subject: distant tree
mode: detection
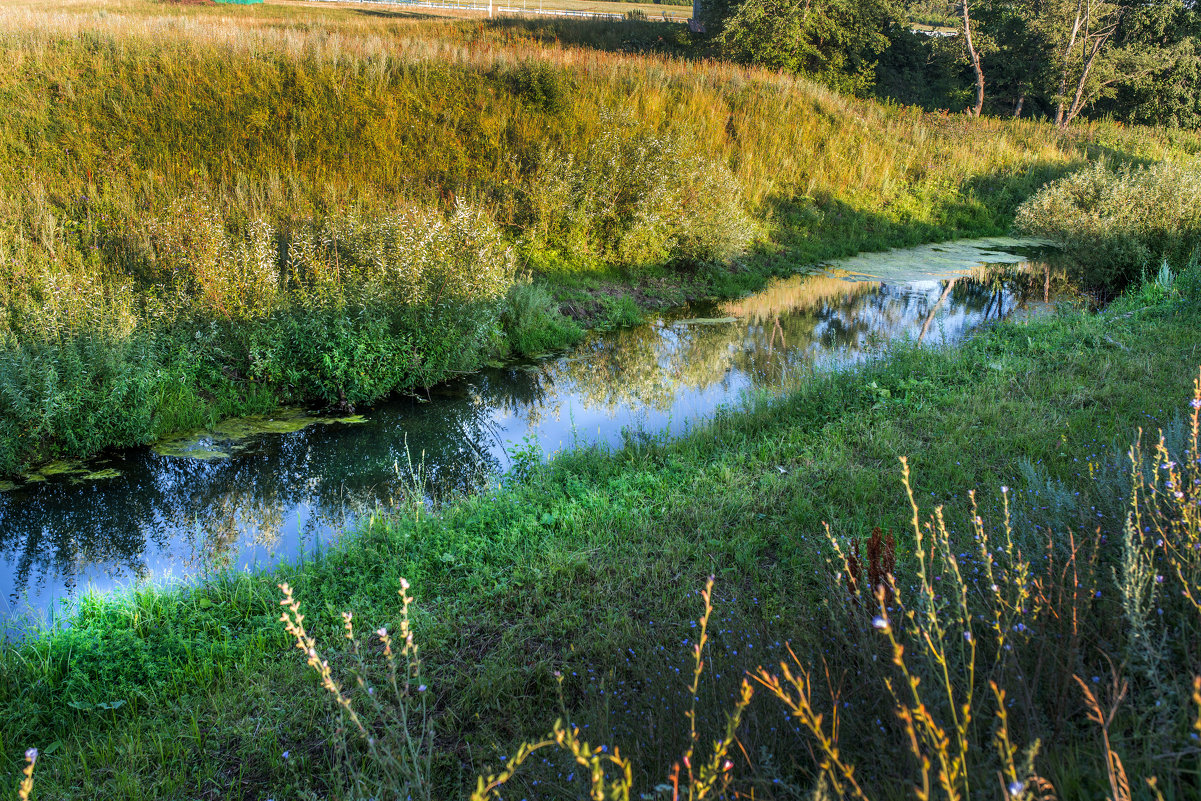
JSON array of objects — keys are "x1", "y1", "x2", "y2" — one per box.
[
  {"x1": 1095, "y1": 0, "x2": 1201, "y2": 127},
  {"x1": 718, "y1": 0, "x2": 900, "y2": 95}
]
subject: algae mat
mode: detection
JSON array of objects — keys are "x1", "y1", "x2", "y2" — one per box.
[
  {"x1": 153, "y1": 409, "x2": 367, "y2": 461},
  {"x1": 819, "y1": 237, "x2": 1054, "y2": 283}
]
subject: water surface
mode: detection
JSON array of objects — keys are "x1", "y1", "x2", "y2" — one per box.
[{"x1": 0, "y1": 238, "x2": 1072, "y2": 622}]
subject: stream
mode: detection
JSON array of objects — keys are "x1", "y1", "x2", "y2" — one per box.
[{"x1": 0, "y1": 237, "x2": 1072, "y2": 624}]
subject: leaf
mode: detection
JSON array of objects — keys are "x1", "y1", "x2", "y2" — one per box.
[
  {"x1": 198, "y1": 597, "x2": 214, "y2": 609},
  {"x1": 43, "y1": 740, "x2": 62, "y2": 755}
]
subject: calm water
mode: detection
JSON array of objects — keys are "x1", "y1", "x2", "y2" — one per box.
[{"x1": 0, "y1": 238, "x2": 1071, "y2": 622}]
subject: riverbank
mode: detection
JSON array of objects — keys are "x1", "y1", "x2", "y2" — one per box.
[
  {"x1": 4, "y1": 0, "x2": 1200, "y2": 477},
  {"x1": 4, "y1": 259, "x2": 1198, "y2": 798}
]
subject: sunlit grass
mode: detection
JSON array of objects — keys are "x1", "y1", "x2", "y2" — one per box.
[{"x1": 2, "y1": 0, "x2": 1198, "y2": 473}]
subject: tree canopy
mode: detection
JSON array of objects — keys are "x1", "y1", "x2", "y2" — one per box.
[{"x1": 702, "y1": 0, "x2": 1201, "y2": 127}]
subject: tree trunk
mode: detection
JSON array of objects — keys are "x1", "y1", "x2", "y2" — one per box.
[
  {"x1": 961, "y1": 0, "x2": 986, "y2": 117},
  {"x1": 919, "y1": 280, "x2": 956, "y2": 343},
  {"x1": 1055, "y1": 0, "x2": 1086, "y2": 127},
  {"x1": 1013, "y1": 92, "x2": 1025, "y2": 118},
  {"x1": 1060, "y1": 6, "x2": 1123, "y2": 128},
  {"x1": 1056, "y1": 0, "x2": 1095, "y2": 126}
]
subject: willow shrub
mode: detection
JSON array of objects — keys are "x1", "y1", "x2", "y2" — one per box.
[
  {"x1": 525, "y1": 115, "x2": 753, "y2": 271},
  {"x1": 0, "y1": 200, "x2": 516, "y2": 473},
  {"x1": 1015, "y1": 158, "x2": 1201, "y2": 292}
]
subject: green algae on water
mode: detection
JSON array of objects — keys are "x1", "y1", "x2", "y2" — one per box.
[
  {"x1": 79, "y1": 468, "x2": 122, "y2": 481},
  {"x1": 153, "y1": 409, "x2": 367, "y2": 461},
  {"x1": 820, "y1": 237, "x2": 1055, "y2": 282}
]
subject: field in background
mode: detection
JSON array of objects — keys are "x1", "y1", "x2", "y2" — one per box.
[{"x1": 296, "y1": 0, "x2": 693, "y2": 21}]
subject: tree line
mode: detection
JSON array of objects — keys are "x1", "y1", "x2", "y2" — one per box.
[{"x1": 699, "y1": 0, "x2": 1201, "y2": 128}]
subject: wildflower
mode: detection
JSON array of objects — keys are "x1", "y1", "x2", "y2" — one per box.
[
  {"x1": 872, "y1": 616, "x2": 889, "y2": 631},
  {"x1": 417, "y1": 684, "x2": 427, "y2": 692},
  {"x1": 25, "y1": 748, "x2": 37, "y2": 763},
  {"x1": 1008, "y1": 780, "x2": 1024, "y2": 796},
  {"x1": 282, "y1": 751, "x2": 290, "y2": 759},
  {"x1": 377, "y1": 627, "x2": 387, "y2": 638},
  {"x1": 1191, "y1": 398, "x2": 1200, "y2": 409}
]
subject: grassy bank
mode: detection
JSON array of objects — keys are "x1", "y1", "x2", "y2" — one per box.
[
  {"x1": 3, "y1": 0, "x2": 1200, "y2": 475},
  {"x1": 4, "y1": 255, "x2": 1199, "y2": 798}
]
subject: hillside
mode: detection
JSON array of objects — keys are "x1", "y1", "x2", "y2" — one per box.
[{"x1": 3, "y1": 0, "x2": 1198, "y2": 475}]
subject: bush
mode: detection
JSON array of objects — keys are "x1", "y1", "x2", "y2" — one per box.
[
  {"x1": 500, "y1": 281, "x2": 584, "y2": 357},
  {"x1": 499, "y1": 61, "x2": 575, "y2": 115},
  {"x1": 0, "y1": 200, "x2": 516, "y2": 470},
  {"x1": 1015, "y1": 159, "x2": 1201, "y2": 292},
  {"x1": 526, "y1": 115, "x2": 752, "y2": 271}
]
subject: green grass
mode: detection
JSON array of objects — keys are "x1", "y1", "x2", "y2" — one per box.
[
  {"x1": 4, "y1": 263, "x2": 1200, "y2": 799},
  {"x1": 4, "y1": 3, "x2": 1201, "y2": 794}
]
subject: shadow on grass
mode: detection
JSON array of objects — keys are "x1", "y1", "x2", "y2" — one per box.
[
  {"x1": 470, "y1": 15, "x2": 702, "y2": 57},
  {"x1": 750, "y1": 158, "x2": 1110, "y2": 276}
]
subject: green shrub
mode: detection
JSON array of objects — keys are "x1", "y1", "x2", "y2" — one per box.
[
  {"x1": 499, "y1": 61, "x2": 575, "y2": 114},
  {"x1": 501, "y1": 281, "x2": 584, "y2": 357},
  {"x1": 526, "y1": 115, "x2": 753, "y2": 270},
  {"x1": 1015, "y1": 159, "x2": 1201, "y2": 291},
  {"x1": 0, "y1": 200, "x2": 515, "y2": 470}
]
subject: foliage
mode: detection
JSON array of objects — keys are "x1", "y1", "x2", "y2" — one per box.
[
  {"x1": 213, "y1": 367, "x2": 1201, "y2": 801},
  {"x1": 875, "y1": 0, "x2": 1201, "y2": 127},
  {"x1": 1015, "y1": 158, "x2": 1201, "y2": 291},
  {"x1": 501, "y1": 280, "x2": 585, "y2": 356},
  {"x1": 526, "y1": 114, "x2": 752, "y2": 269},
  {"x1": 719, "y1": 0, "x2": 899, "y2": 95}
]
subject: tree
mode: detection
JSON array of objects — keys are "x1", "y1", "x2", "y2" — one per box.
[
  {"x1": 1095, "y1": 0, "x2": 1201, "y2": 127},
  {"x1": 718, "y1": 0, "x2": 900, "y2": 95},
  {"x1": 960, "y1": 0, "x2": 987, "y2": 115}
]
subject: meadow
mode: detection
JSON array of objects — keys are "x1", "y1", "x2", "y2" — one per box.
[
  {"x1": 4, "y1": 2, "x2": 1201, "y2": 799},
  {"x1": 2, "y1": 0, "x2": 1199, "y2": 475}
]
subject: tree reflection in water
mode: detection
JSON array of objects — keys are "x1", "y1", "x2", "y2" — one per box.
[{"x1": 0, "y1": 244, "x2": 1075, "y2": 620}]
